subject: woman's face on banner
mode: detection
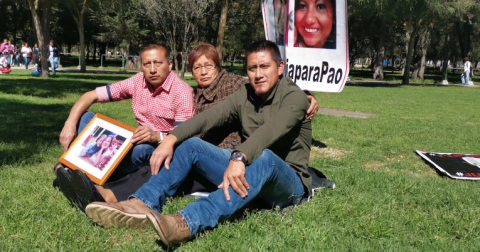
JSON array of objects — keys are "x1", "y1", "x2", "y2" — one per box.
[{"x1": 295, "y1": 0, "x2": 333, "y2": 48}]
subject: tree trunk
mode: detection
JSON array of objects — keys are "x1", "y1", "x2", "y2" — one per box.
[
  {"x1": 403, "y1": 19, "x2": 421, "y2": 85},
  {"x1": 27, "y1": 0, "x2": 50, "y2": 78},
  {"x1": 216, "y1": 0, "x2": 228, "y2": 63},
  {"x1": 93, "y1": 40, "x2": 96, "y2": 61},
  {"x1": 373, "y1": 36, "x2": 385, "y2": 80},
  {"x1": 181, "y1": 51, "x2": 187, "y2": 78},
  {"x1": 41, "y1": 2, "x2": 51, "y2": 47},
  {"x1": 77, "y1": 17, "x2": 86, "y2": 72},
  {"x1": 456, "y1": 18, "x2": 472, "y2": 58},
  {"x1": 412, "y1": 22, "x2": 433, "y2": 80},
  {"x1": 86, "y1": 40, "x2": 90, "y2": 60}
]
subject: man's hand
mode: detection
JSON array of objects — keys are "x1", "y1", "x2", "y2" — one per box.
[
  {"x1": 59, "y1": 122, "x2": 77, "y2": 152},
  {"x1": 306, "y1": 94, "x2": 319, "y2": 120},
  {"x1": 59, "y1": 90, "x2": 99, "y2": 152},
  {"x1": 149, "y1": 134, "x2": 177, "y2": 175},
  {"x1": 218, "y1": 160, "x2": 250, "y2": 201},
  {"x1": 131, "y1": 126, "x2": 160, "y2": 144}
]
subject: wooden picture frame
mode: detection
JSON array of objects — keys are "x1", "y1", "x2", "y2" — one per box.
[{"x1": 59, "y1": 113, "x2": 136, "y2": 185}]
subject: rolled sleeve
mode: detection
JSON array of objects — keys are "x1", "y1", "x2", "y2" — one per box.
[{"x1": 95, "y1": 85, "x2": 112, "y2": 103}]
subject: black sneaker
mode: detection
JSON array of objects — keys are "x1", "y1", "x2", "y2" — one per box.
[{"x1": 71, "y1": 170, "x2": 105, "y2": 208}]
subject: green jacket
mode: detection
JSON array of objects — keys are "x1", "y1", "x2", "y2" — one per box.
[{"x1": 170, "y1": 76, "x2": 313, "y2": 195}]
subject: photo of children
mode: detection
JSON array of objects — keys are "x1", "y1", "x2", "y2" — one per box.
[
  {"x1": 78, "y1": 126, "x2": 127, "y2": 171},
  {"x1": 294, "y1": 0, "x2": 336, "y2": 49}
]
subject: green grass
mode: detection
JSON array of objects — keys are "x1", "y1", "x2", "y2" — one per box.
[
  {"x1": 1, "y1": 69, "x2": 480, "y2": 250},
  {"x1": 350, "y1": 68, "x2": 480, "y2": 85}
]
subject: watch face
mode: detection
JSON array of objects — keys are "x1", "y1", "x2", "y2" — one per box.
[{"x1": 232, "y1": 152, "x2": 243, "y2": 161}]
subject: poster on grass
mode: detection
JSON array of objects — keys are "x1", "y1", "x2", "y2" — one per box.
[
  {"x1": 416, "y1": 151, "x2": 480, "y2": 180},
  {"x1": 261, "y1": 0, "x2": 349, "y2": 92}
]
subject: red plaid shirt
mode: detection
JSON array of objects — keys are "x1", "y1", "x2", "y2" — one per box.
[{"x1": 96, "y1": 71, "x2": 195, "y2": 133}]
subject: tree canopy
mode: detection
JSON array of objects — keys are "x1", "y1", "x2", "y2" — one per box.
[{"x1": 1, "y1": 0, "x2": 479, "y2": 80}]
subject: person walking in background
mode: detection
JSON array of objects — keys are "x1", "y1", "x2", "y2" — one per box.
[
  {"x1": 5, "y1": 40, "x2": 13, "y2": 65},
  {"x1": 1, "y1": 39, "x2": 13, "y2": 65},
  {"x1": 0, "y1": 39, "x2": 7, "y2": 55},
  {"x1": 21, "y1": 42, "x2": 32, "y2": 70},
  {"x1": 48, "y1": 40, "x2": 59, "y2": 75},
  {"x1": 32, "y1": 43, "x2": 40, "y2": 66},
  {"x1": 461, "y1": 57, "x2": 472, "y2": 85},
  {"x1": 15, "y1": 46, "x2": 22, "y2": 66}
]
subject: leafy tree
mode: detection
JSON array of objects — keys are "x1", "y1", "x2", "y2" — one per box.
[
  {"x1": 139, "y1": 0, "x2": 214, "y2": 77},
  {"x1": 63, "y1": 0, "x2": 89, "y2": 72},
  {"x1": 90, "y1": 0, "x2": 150, "y2": 55}
]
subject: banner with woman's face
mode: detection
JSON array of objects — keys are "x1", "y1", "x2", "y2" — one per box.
[{"x1": 262, "y1": 0, "x2": 348, "y2": 92}]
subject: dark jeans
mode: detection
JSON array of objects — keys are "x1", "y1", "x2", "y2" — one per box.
[
  {"x1": 102, "y1": 164, "x2": 216, "y2": 201},
  {"x1": 133, "y1": 138, "x2": 305, "y2": 237}
]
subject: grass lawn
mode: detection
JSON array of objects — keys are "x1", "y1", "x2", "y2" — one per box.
[
  {"x1": 350, "y1": 68, "x2": 480, "y2": 85},
  {"x1": 1, "y1": 69, "x2": 479, "y2": 250}
]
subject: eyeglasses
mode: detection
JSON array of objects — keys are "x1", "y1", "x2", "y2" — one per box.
[{"x1": 193, "y1": 63, "x2": 216, "y2": 72}]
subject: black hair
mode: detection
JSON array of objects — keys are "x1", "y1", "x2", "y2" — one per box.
[
  {"x1": 140, "y1": 41, "x2": 171, "y2": 61},
  {"x1": 49, "y1": 39, "x2": 58, "y2": 48},
  {"x1": 245, "y1": 40, "x2": 283, "y2": 66}
]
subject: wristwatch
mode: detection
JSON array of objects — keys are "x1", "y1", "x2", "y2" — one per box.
[{"x1": 230, "y1": 151, "x2": 247, "y2": 166}]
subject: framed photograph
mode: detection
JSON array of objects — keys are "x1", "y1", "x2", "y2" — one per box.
[{"x1": 59, "y1": 113, "x2": 136, "y2": 185}]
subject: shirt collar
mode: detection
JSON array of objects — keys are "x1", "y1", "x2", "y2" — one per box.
[
  {"x1": 145, "y1": 71, "x2": 175, "y2": 96},
  {"x1": 197, "y1": 69, "x2": 226, "y2": 101}
]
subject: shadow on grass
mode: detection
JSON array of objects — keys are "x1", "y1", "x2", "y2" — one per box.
[
  {"x1": 57, "y1": 74, "x2": 134, "y2": 82},
  {"x1": 0, "y1": 79, "x2": 100, "y2": 98},
  {"x1": 312, "y1": 139, "x2": 327, "y2": 148},
  {"x1": 0, "y1": 97, "x2": 70, "y2": 166},
  {"x1": 0, "y1": 74, "x2": 132, "y2": 98}
]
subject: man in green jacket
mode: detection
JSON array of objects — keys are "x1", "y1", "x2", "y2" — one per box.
[{"x1": 85, "y1": 40, "x2": 312, "y2": 247}]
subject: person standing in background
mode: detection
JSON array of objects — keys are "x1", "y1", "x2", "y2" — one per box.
[
  {"x1": 21, "y1": 42, "x2": 32, "y2": 70},
  {"x1": 15, "y1": 46, "x2": 22, "y2": 66},
  {"x1": 32, "y1": 43, "x2": 40, "y2": 66},
  {"x1": 461, "y1": 57, "x2": 472, "y2": 85},
  {"x1": 1, "y1": 40, "x2": 13, "y2": 65},
  {"x1": 5, "y1": 41, "x2": 14, "y2": 65},
  {"x1": 48, "y1": 40, "x2": 60, "y2": 75},
  {"x1": 0, "y1": 39, "x2": 7, "y2": 55}
]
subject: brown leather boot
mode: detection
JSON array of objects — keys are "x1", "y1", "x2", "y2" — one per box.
[
  {"x1": 85, "y1": 198, "x2": 155, "y2": 228},
  {"x1": 147, "y1": 212, "x2": 190, "y2": 247}
]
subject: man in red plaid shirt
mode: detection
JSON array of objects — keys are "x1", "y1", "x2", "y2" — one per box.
[{"x1": 57, "y1": 42, "x2": 194, "y2": 175}]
